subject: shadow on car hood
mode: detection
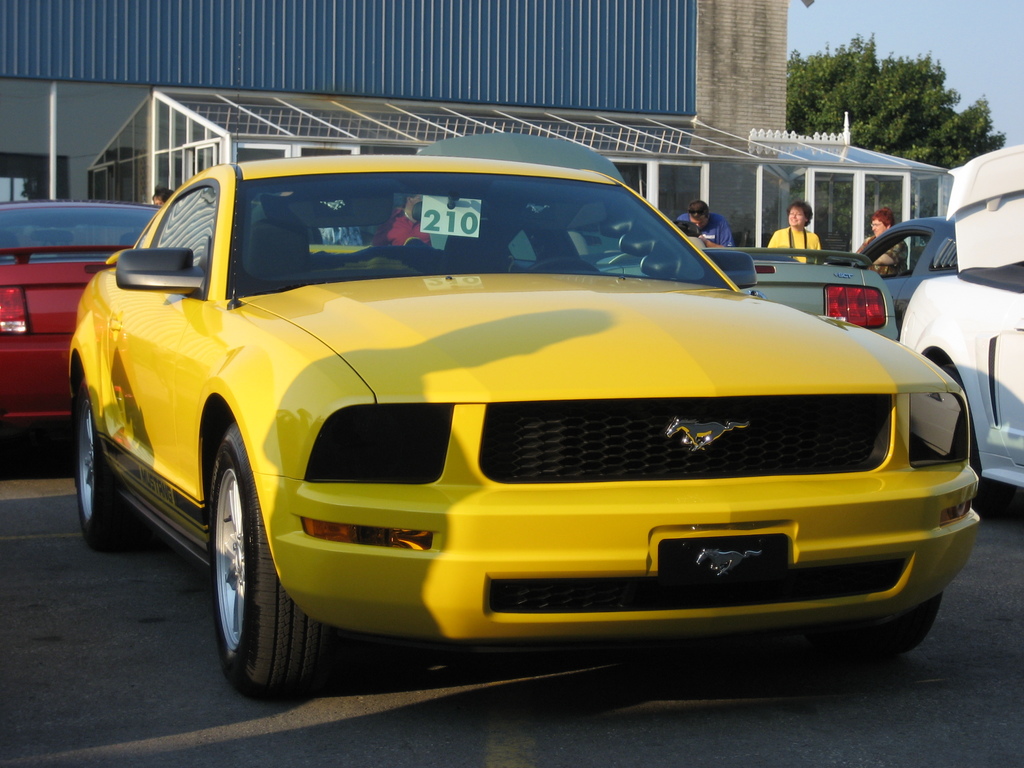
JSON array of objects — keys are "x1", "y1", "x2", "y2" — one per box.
[{"x1": 243, "y1": 274, "x2": 941, "y2": 402}]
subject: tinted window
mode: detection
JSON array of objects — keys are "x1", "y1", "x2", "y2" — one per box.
[
  {"x1": 230, "y1": 172, "x2": 725, "y2": 298},
  {"x1": 155, "y1": 185, "x2": 217, "y2": 268}
]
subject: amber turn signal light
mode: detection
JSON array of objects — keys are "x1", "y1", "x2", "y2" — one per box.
[
  {"x1": 301, "y1": 518, "x2": 434, "y2": 550},
  {"x1": 939, "y1": 501, "x2": 972, "y2": 526}
]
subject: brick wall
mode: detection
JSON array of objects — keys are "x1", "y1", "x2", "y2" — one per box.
[{"x1": 696, "y1": 0, "x2": 789, "y2": 137}]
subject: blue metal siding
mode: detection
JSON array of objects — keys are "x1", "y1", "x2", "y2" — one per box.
[
  {"x1": 2, "y1": 1, "x2": 239, "y2": 88},
  {"x1": 1, "y1": 0, "x2": 696, "y2": 114}
]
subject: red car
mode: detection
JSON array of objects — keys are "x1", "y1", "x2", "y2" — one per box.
[{"x1": 0, "y1": 201, "x2": 155, "y2": 436}]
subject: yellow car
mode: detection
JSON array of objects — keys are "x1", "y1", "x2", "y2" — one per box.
[{"x1": 71, "y1": 155, "x2": 978, "y2": 698}]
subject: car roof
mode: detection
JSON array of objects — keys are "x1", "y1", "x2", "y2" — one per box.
[
  {"x1": 418, "y1": 133, "x2": 627, "y2": 183},
  {"x1": 232, "y1": 153, "x2": 620, "y2": 184},
  {"x1": 887, "y1": 216, "x2": 952, "y2": 232},
  {"x1": 0, "y1": 200, "x2": 155, "y2": 211}
]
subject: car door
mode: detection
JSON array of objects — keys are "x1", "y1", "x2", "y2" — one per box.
[
  {"x1": 106, "y1": 184, "x2": 218, "y2": 511},
  {"x1": 992, "y1": 296, "x2": 1024, "y2": 467},
  {"x1": 865, "y1": 225, "x2": 955, "y2": 326}
]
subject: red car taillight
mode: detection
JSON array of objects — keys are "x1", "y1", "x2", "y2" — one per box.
[
  {"x1": 825, "y1": 285, "x2": 886, "y2": 328},
  {"x1": 0, "y1": 286, "x2": 28, "y2": 333}
]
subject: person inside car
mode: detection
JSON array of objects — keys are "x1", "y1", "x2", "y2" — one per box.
[
  {"x1": 858, "y1": 207, "x2": 907, "y2": 276},
  {"x1": 372, "y1": 194, "x2": 431, "y2": 246}
]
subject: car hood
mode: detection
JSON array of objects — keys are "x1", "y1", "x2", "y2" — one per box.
[
  {"x1": 947, "y1": 143, "x2": 1024, "y2": 270},
  {"x1": 242, "y1": 274, "x2": 944, "y2": 402}
]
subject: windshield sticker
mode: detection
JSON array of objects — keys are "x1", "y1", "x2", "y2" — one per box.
[{"x1": 420, "y1": 195, "x2": 482, "y2": 239}]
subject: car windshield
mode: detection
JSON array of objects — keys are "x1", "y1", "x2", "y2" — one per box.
[
  {"x1": 0, "y1": 205, "x2": 154, "y2": 263},
  {"x1": 230, "y1": 171, "x2": 727, "y2": 297}
]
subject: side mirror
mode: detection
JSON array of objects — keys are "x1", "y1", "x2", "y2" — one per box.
[
  {"x1": 115, "y1": 248, "x2": 204, "y2": 295},
  {"x1": 706, "y1": 249, "x2": 757, "y2": 289}
]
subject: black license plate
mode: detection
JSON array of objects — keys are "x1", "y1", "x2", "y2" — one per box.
[{"x1": 658, "y1": 534, "x2": 789, "y2": 586}]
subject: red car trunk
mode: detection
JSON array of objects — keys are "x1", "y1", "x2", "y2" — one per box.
[{"x1": 0, "y1": 201, "x2": 155, "y2": 432}]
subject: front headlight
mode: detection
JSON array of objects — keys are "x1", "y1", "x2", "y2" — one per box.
[
  {"x1": 908, "y1": 392, "x2": 969, "y2": 466},
  {"x1": 306, "y1": 403, "x2": 453, "y2": 483}
]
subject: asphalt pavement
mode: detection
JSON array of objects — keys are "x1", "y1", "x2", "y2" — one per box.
[{"x1": 2, "y1": 437, "x2": 1023, "y2": 768}]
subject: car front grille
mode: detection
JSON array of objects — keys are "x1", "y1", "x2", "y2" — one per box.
[
  {"x1": 489, "y1": 560, "x2": 905, "y2": 613},
  {"x1": 479, "y1": 395, "x2": 891, "y2": 483}
]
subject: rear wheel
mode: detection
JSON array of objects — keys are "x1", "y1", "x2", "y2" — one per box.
[
  {"x1": 942, "y1": 364, "x2": 1017, "y2": 516},
  {"x1": 209, "y1": 424, "x2": 337, "y2": 698},
  {"x1": 74, "y1": 380, "x2": 149, "y2": 551},
  {"x1": 805, "y1": 593, "x2": 943, "y2": 659}
]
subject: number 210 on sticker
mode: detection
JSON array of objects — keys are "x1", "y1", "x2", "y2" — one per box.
[{"x1": 419, "y1": 195, "x2": 482, "y2": 238}]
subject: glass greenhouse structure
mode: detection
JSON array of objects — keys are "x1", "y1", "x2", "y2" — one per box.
[{"x1": 91, "y1": 88, "x2": 951, "y2": 249}]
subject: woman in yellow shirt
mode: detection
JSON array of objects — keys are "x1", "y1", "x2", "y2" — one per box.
[{"x1": 767, "y1": 200, "x2": 821, "y2": 249}]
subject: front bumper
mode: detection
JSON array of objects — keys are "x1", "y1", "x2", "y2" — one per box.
[{"x1": 262, "y1": 466, "x2": 979, "y2": 646}]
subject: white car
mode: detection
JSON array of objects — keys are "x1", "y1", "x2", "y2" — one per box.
[{"x1": 901, "y1": 143, "x2": 1024, "y2": 514}]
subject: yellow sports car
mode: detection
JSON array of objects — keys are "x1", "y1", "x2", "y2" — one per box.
[{"x1": 71, "y1": 155, "x2": 978, "y2": 698}]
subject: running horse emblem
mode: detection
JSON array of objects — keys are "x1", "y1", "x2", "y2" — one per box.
[
  {"x1": 663, "y1": 417, "x2": 750, "y2": 452},
  {"x1": 695, "y1": 547, "x2": 762, "y2": 577}
]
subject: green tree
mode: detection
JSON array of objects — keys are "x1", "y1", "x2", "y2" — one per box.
[{"x1": 787, "y1": 35, "x2": 1004, "y2": 168}]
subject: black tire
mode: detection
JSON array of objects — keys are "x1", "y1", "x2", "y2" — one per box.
[
  {"x1": 805, "y1": 593, "x2": 943, "y2": 659},
  {"x1": 209, "y1": 424, "x2": 337, "y2": 698},
  {"x1": 73, "y1": 380, "x2": 149, "y2": 551},
  {"x1": 973, "y1": 472, "x2": 1018, "y2": 516},
  {"x1": 941, "y1": 364, "x2": 1017, "y2": 516}
]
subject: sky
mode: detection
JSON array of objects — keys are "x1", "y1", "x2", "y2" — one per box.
[{"x1": 787, "y1": 0, "x2": 1024, "y2": 150}]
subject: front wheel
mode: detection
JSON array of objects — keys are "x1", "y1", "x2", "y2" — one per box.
[
  {"x1": 74, "y1": 380, "x2": 149, "y2": 551},
  {"x1": 209, "y1": 424, "x2": 337, "y2": 698},
  {"x1": 941, "y1": 364, "x2": 1017, "y2": 516},
  {"x1": 805, "y1": 593, "x2": 943, "y2": 659}
]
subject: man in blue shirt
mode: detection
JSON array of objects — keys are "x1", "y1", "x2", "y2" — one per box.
[{"x1": 675, "y1": 199, "x2": 734, "y2": 248}]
